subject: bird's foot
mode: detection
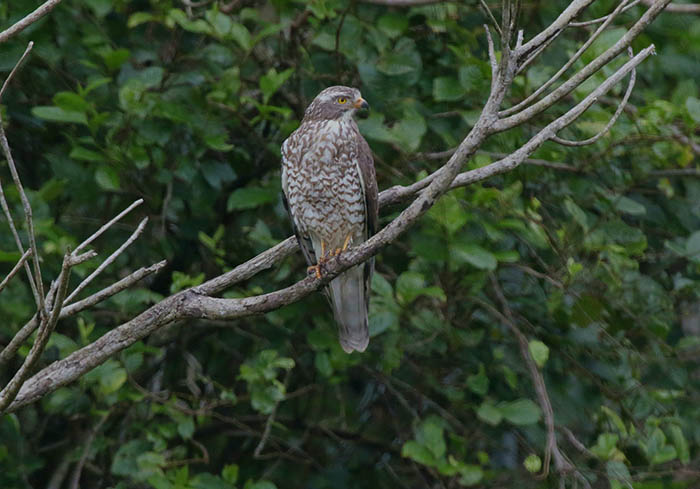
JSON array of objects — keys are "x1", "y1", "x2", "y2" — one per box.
[
  {"x1": 333, "y1": 234, "x2": 353, "y2": 257},
  {"x1": 307, "y1": 264, "x2": 323, "y2": 279}
]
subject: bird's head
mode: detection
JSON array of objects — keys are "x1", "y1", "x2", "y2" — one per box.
[{"x1": 303, "y1": 86, "x2": 369, "y2": 122}]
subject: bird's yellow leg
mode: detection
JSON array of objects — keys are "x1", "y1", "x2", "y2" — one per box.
[
  {"x1": 307, "y1": 239, "x2": 328, "y2": 279},
  {"x1": 334, "y1": 233, "x2": 353, "y2": 256}
]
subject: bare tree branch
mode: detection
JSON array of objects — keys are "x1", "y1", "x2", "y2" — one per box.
[
  {"x1": 551, "y1": 48, "x2": 636, "y2": 146},
  {"x1": 0, "y1": 251, "x2": 87, "y2": 411},
  {"x1": 0, "y1": 0, "x2": 64, "y2": 44},
  {"x1": 570, "y1": 0, "x2": 641, "y2": 27},
  {"x1": 64, "y1": 217, "x2": 149, "y2": 305},
  {"x1": 498, "y1": 0, "x2": 671, "y2": 128},
  {"x1": 73, "y1": 199, "x2": 144, "y2": 255},
  {"x1": 0, "y1": 42, "x2": 45, "y2": 316},
  {"x1": 503, "y1": 0, "x2": 633, "y2": 117},
  {"x1": 0, "y1": 42, "x2": 34, "y2": 101},
  {"x1": 0, "y1": 260, "x2": 166, "y2": 366},
  {"x1": 640, "y1": 0, "x2": 700, "y2": 14},
  {"x1": 0, "y1": 249, "x2": 32, "y2": 295}
]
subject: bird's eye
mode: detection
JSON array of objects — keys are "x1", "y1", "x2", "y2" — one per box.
[{"x1": 337, "y1": 97, "x2": 347, "y2": 104}]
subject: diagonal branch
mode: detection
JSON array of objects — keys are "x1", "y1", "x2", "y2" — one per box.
[
  {"x1": 64, "y1": 217, "x2": 149, "y2": 305},
  {"x1": 0, "y1": 0, "x2": 64, "y2": 44},
  {"x1": 0, "y1": 259, "x2": 167, "y2": 366},
  {"x1": 502, "y1": 0, "x2": 633, "y2": 117},
  {"x1": 0, "y1": 251, "x2": 90, "y2": 411},
  {"x1": 0, "y1": 249, "x2": 32, "y2": 295},
  {"x1": 551, "y1": 49, "x2": 636, "y2": 147},
  {"x1": 497, "y1": 0, "x2": 671, "y2": 129}
]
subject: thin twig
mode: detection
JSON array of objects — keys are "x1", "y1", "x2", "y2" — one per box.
[
  {"x1": 0, "y1": 48, "x2": 45, "y2": 317},
  {"x1": 504, "y1": 0, "x2": 633, "y2": 116},
  {"x1": 73, "y1": 199, "x2": 143, "y2": 255},
  {"x1": 0, "y1": 0, "x2": 64, "y2": 44},
  {"x1": 0, "y1": 42, "x2": 34, "y2": 102},
  {"x1": 68, "y1": 411, "x2": 110, "y2": 489},
  {"x1": 63, "y1": 217, "x2": 149, "y2": 305},
  {"x1": 570, "y1": 0, "x2": 641, "y2": 27},
  {"x1": 0, "y1": 251, "x2": 81, "y2": 412},
  {"x1": 484, "y1": 24, "x2": 499, "y2": 80},
  {"x1": 0, "y1": 249, "x2": 32, "y2": 294},
  {"x1": 552, "y1": 48, "x2": 636, "y2": 146},
  {"x1": 639, "y1": 0, "x2": 700, "y2": 14},
  {"x1": 498, "y1": 0, "x2": 670, "y2": 130},
  {"x1": 0, "y1": 258, "x2": 165, "y2": 367},
  {"x1": 480, "y1": 1, "x2": 503, "y2": 37}
]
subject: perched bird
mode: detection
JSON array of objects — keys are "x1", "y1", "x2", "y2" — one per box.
[{"x1": 281, "y1": 86, "x2": 378, "y2": 353}]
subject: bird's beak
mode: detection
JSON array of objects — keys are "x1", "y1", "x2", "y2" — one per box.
[{"x1": 354, "y1": 97, "x2": 370, "y2": 110}]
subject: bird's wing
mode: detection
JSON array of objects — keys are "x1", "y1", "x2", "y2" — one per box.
[
  {"x1": 356, "y1": 133, "x2": 378, "y2": 312},
  {"x1": 281, "y1": 139, "x2": 317, "y2": 268}
]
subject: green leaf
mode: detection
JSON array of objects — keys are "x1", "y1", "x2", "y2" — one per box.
[
  {"x1": 396, "y1": 271, "x2": 426, "y2": 304},
  {"x1": 94, "y1": 166, "x2": 120, "y2": 191},
  {"x1": 433, "y1": 76, "x2": 466, "y2": 102},
  {"x1": 686, "y1": 96, "x2": 700, "y2": 123},
  {"x1": 606, "y1": 460, "x2": 631, "y2": 485},
  {"x1": 259, "y1": 68, "x2": 294, "y2": 104},
  {"x1": 377, "y1": 14, "x2": 409, "y2": 38},
  {"x1": 667, "y1": 424, "x2": 690, "y2": 465},
  {"x1": 452, "y1": 244, "x2": 497, "y2": 270},
  {"x1": 401, "y1": 440, "x2": 436, "y2": 466},
  {"x1": 614, "y1": 196, "x2": 646, "y2": 216},
  {"x1": 32, "y1": 106, "x2": 87, "y2": 124},
  {"x1": 177, "y1": 416, "x2": 194, "y2": 439},
  {"x1": 418, "y1": 415, "x2": 446, "y2": 460},
  {"x1": 128, "y1": 12, "x2": 157, "y2": 28},
  {"x1": 591, "y1": 433, "x2": 619, "y2": 460},
  {"x1": 458, "y1": 465, "x2": 483, "y2": 486},
  {"x1": 53, "y1": 92, "x2": 90, "y2": 113},
  {"x1": 227, "y1": 187, "x2": 278, "y2": 211},
  {"x1": 528, "y1": 340, "x2": 549, "y2": 368},
  {"x1": 230, "y1": 23, "x2": 253, "y2": 51},
  {"x1": 498, "y1": 399, "x2": 542, "y2": 426},
  {"x1": 466, "y1": 364, "x2": 489, "y2": 396},
  {"x1": 222, "y1": 464, "x2": 239, "y2": 484},
  {"x1": 476, "y1": 402, "x2": 502, "y2": 426},
  {"x1": 70, "y1": 146, "x2": 104, "y2": 162},
  {"x1": 523, "y1": 454, "x2": 542, "y2": 473},
  {"x1": 686, "y1": 230, "x2": 700, "y2": 263}
]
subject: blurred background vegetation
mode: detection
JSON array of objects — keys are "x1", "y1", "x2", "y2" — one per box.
[{"x1": 1, "y1": 0, "x2": 699, "y2": 487}]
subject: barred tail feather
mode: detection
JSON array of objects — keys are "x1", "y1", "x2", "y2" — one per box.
[{"x1": 328, "y1": 265, "x2": 369, "y2": 353}]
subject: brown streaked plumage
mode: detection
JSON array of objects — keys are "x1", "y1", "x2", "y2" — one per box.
[{"x1": 281, "y1": 86, "x2": 378, "y2": 353}]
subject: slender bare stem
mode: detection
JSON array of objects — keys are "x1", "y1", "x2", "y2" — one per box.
[
  {"x1": 0, "y1": 42, "x2": 34, "y2": 102},
  {"x1": 0, "y1": 249, "x2": 32, "y2": 294},
  {"x1": 64, "y1": 217, "x2": 149, "y2": 305},
  {"x1": 0, "y1": 260, "x2": 166, "y2": 366},
  {"x1": 503, "y1": 0, "x2": 633, "y2": 116},
  {"x1": 0, "y1": 0, "x2": 64, "y2": 44},
  {"x1": 0, "y1": 251, "x2": 77, "y2": 411},
  {"x1": 552, "y1": 49, "x2": 636, "y2": 147},
  {"x1": 497, "y1": 0, "x2": 669, "y2": 130},
  {"x1": 570, "y1": 0, "x2": 641, "y2": 27},
  {"x1": 73, "y1": 199, "x2": 144, "y2": 254}
]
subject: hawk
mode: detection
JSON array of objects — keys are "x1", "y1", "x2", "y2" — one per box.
[{"x1": 281, "y1": 86, "x2": 378, "y2": 353}]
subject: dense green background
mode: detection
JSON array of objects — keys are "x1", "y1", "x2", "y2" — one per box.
[{"x1": 1, "y1": 0, "x2": 699, "y2": 487}]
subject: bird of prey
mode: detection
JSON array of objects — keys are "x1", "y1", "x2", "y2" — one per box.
[{"x1": 281, "y1": 86, "x2": 378, "y2": 353}]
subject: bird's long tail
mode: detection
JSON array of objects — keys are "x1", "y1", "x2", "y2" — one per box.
[{"x1": 328, "y1": 264, "x2": 369, "y2": 353}]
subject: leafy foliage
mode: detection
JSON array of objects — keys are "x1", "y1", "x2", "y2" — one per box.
[{"x1": 1, "y1": 0, "x2": 699, "y2": 488}]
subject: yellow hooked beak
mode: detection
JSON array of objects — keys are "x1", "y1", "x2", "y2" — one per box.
[{"x1": 353, "y1": 97, "x2": 370, "y2": 110}]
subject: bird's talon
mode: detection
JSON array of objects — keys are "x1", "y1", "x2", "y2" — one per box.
[{"x1": 307, "y1": 265, "x2": 322, "y2": 279}]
